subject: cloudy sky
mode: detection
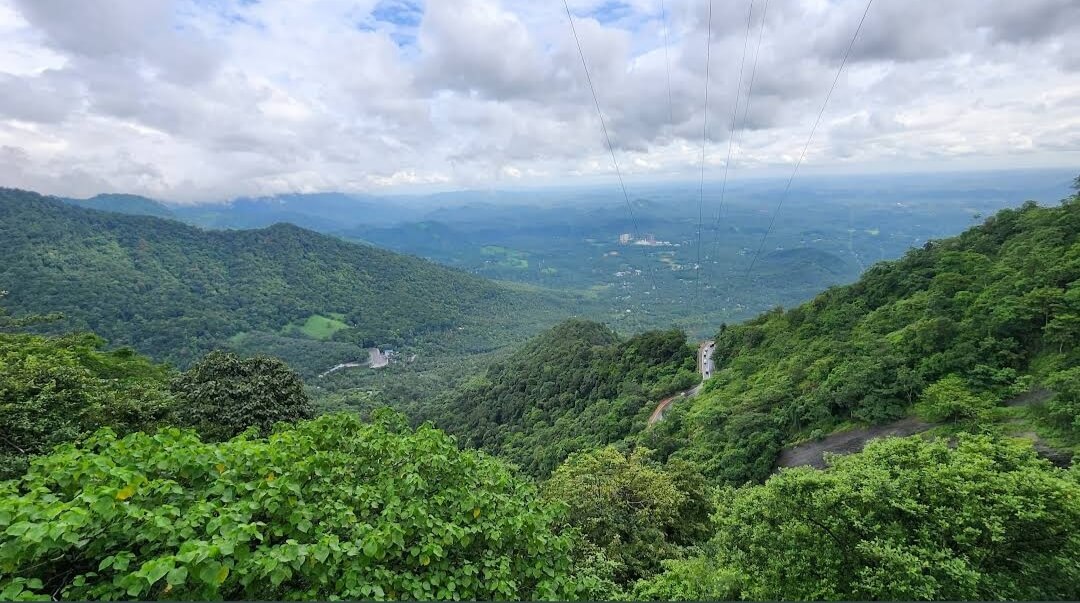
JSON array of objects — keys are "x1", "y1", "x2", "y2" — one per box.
[{"x1": 0, "y1": 0, "x2": 1077, "y2": 202}]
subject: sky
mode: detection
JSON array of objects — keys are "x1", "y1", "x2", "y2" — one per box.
[{"x1": 0, "y1": 0, "x2": 1077, "y2": 203}]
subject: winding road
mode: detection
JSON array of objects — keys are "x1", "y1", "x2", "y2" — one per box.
[{"x1": 648, "y1": 340, "x2": 714, "y2": 425}]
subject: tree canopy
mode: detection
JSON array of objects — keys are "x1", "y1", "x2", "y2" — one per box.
[
  {"x1": 639, "y1": 435, "x2": 1080, "y2": 601},
  {"x1": 431, "y1": 320, "x2": 697, "y2": 476},
  {"x1": 171, "y1": 351, "x2": 313, "y2": 440},
  {"x1": 0, "y1": 412, "x2": 600, "y2": 601}
]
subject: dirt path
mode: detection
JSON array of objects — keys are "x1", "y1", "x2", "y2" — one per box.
[{"x1": 775, "y1": 388, "x2": 1058, "y2": 469}]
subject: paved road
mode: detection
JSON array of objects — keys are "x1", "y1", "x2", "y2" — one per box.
[
  {"x1": 775, "y1": 388, "x2": 1059, "y2": 469},
  {"x1": 700, "y1": 339, "x2": 715, "y2": 379},
  {"x1": 648, "y1": 340, "x2": 714, "y2": 425}
]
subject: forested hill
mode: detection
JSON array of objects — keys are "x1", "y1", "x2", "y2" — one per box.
[
  {"x1": 0, "y1": 188, "x2": 579, "y2": 370},
  {"x1": 648, "y1": 195, "x2": 1080, "y2": 483},
  {"x1": 62, "y1": 193, "x2": 176, "y2": 219},
  {"x1": 430, "y1": 319, "x2": 699, "y2": 476}
]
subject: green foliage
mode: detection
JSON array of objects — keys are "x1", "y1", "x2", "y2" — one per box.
[
  {"x1": 630, "y1": 556, "x2": 742, "y2": 601},
  {"x1": 431, "y1": 320, "x2": 697, "y2": 476},
  {"x1": 653, "y1": 195, "x2": 1080, "y2": 483},
  {"x1": 285, "y1": 314, "x2": 349, "y2": 340},
  {"x1": 914, "y1": 374, "x2": 994, "y2": 424},
  {"x1": 0, "y1": 413, "x2": 597, "y2": 601},
  {"x1": 0, "y1": 188, "x2": 581, "y2": 374},
  {"x1": 700, "y1": 435, "x2": 1080, "y2": 600},
  {"x1": 543, "y1": 447, "x2": 712, "y2": 586},
  {"x1": 171, "y1": 351, "x2": 313, "y2": 440},
  {"x1": 0, "y1": 330, "x2": 173, "y2": 479},
  {"x1": 1045, "y1": 367, "x2": 1080, "y2": 436}
]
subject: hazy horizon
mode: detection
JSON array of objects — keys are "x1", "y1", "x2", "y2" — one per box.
[{"x1": 1, "y1": 0, "x2": 1077, "y2": 202}]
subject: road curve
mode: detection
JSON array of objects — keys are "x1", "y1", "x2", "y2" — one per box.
[{"x1": 648, "y1": 340, "x2": 714, "y2": 425}]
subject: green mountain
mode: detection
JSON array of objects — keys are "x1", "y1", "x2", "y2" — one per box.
[
  {"x1": 63, "y1": 193, "x2": 176, "y2": 219},
  {"x1": 2, "y1": 186, "x2": 1078, "y2": 603},
  {"x1": 647, "y1": 196, "x2": 1080, "y2": 483},
  {"x1": 426, "y1": 192, "x2": 1080, "y2": 485},
  {"x1": 0, "y1": 188, "x2": 580, "y2": 373},
  {"x1": 429, "y1": 319, "x2": 698, "y2": 476}
]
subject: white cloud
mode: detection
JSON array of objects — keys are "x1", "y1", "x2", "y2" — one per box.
[{"x1": 0, "y1": 0, "x2": 1076, "y2": 202}]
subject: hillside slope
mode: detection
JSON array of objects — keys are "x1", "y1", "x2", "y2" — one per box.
[
  {"x1": 0, "y1": 188, "x2": 579, "y2": 372},
  {"x1": 646, "y1": 195, "x2": 1080, "y2": 483},
  {"x1": 430, "y1": 319, "x2": 698, "y2": 476},
  {"x1": 62, "y1": 193, "x2": 176, "y2": 219}
]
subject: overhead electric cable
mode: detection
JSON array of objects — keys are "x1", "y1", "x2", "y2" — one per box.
[
  {"x1": 660, "y1": 0, "x2": 674, "y2": 126},
  {"x1": 709, "y1": 0, "x2": 768, "y2": 265},
  {"x1": 708, "y1": 0, "x2": 755, "y2": 259},
  {"x1": 692, "y1": 0, "x2": 716, "y2": 311},
  {"x1": 743, "y1": 0, "x2": 873, "y2": 278},
  {"x1": 563, "y1": 0, "x2": 661, "y2": 304}
]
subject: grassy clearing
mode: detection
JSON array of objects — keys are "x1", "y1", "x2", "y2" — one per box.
[
  {"x1": 284, "y1": 314, "x2": 350, "y2": 340},
  {"x1": 480, "y1": 245, "x2": 529, "y2": 269}
]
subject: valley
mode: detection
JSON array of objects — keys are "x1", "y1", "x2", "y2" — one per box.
[
  {"x1": 2, "y1": 178, "x2": 1079, "y2": 601},
  {"x1": 2, "y1": 0, "x2": 1078, "y2": 598}
]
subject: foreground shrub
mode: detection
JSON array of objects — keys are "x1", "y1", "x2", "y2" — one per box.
[{"x1": 0, "y1": 412, "x2": 591, "y2": 600}]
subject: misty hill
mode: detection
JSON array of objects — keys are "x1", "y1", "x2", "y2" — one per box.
[
  {"x1": 63, "y1": 193, "x2": 176, "y2": 219},
  {"x1": 0, "y1": 188, "x2": 580, "y2": 372},
  {"x1": 173, "y1": 192, "x2": 431, "y2": 231}
]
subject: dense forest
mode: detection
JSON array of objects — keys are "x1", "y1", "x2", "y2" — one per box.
[
  {"x1": 1, "y1": 183, "x2": 1079, "y2": 600},
  {"x1": 0, "y1": 189, "x2": 580, "y2": 373},
  {"x1": 427, "y1": 320, "x2": 698, "y2": 476},
  {"x1": 645, "y1": 193, "x2": 1080, "y2": 484},
  {"x1": 2, "y1": 315, "x2": 1076, "y2": 599}
]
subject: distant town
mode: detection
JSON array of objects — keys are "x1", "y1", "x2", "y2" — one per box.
[{"x1": 618, "y1": 233, "x2": 675, "y2": 246}]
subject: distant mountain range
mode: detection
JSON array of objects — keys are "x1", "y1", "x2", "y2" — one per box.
[{"x1": 1, "y1": 188, "x2": 582, "y2": 373}]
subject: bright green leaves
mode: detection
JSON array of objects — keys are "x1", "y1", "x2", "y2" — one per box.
[
  {"x1": 165, "y1": 566, "x2": 188, "y2": 586},
  {"x1": 704, "y1": 435, "x2": 1080, "y2": 601},
  {"x1": 196, "y1": 561, "x2": 229, "y2": 586},
  {"x1": 115, "y1": 483, "x2": 136, "y2": 501},
  {"x1": 362, "y1": 539, "x2": 379, "y2": 559},
  {"x1": 0, "y1": 330, "x2": 175, "y2": 480},
  {"x1": 0, "y1": 412, "x2": 587, "y2": 600}
]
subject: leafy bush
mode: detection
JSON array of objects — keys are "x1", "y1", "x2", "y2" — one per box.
[
  {"x1": 1045, "y1": 367, "x2": 1080, "y2": 437},
  {"x1": 0, "y1": 412, "x2": 595, "y2": 600},
  {"x1": 0, "y1": 331, "x2": 173, "y2": 479},
  {"x1": 171, "y1": 351, "x2": 313, "y2": 440},
  {"x1": 543, "y1": 447, "x2": 712, "y2": 586},
  {"x1": 631, "y1": 556, "x2": 742, "y2": 601},
  {"x1": 702, "y1": 435, "x2": 1080, "y2": 600},
  {"x1": 914, "y1": 374, "x2": 994, "y2": 424}
]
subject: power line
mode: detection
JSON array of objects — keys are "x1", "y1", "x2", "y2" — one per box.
[
  {"x1": 709, "y1": 0, "x2": 755, "y2": 255},
  {"x1": 692, "y1": 0, "x2": 715, "y2": 312},
  {"x1": 564, "y1": 1, "x2": 640, "y2": 241},
  {"x1": 744, "y1": 0, "x2": 874, "y2": 278},
  {"x1": 707, "y1": 0, "x2": 768, "y2": 268},
  {"x1": 660, "y1": 0, "x2": 674, "y2": 127},
  {"x1": 563, "y1": 0, "x2": 660, "y2": 305}
]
